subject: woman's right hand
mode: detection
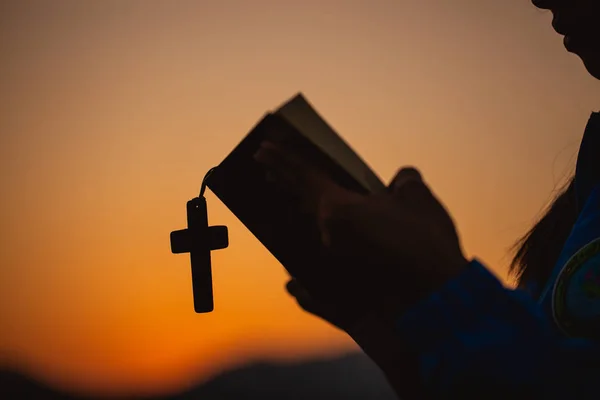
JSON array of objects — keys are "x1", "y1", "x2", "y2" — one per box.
[
  {"x1": 255, "y1": 141, "x2": 468, "y2": 322},
  {"x1": 286, "y1": 277, "x2": 351, "y2": 330},
  {"x1": 284, "y1": 166, "x2": 459, "y2": 331}
]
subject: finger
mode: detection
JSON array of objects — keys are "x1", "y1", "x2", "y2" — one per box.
[
  {"x1": 254, "y1": 142, "x2": 319, "y2": 204},
  {"x1": 389, "y1": 167, "x2": 422, "y2": 193},
  {"x1": 389, "y1": 167, "x2": 440, "y2": 210},
  {"x1": 286, "y1": 279, "x2": 351, "y2": 330},
  {"x1": 286, "y1": 278, "x2": 318, "y2": 306},
  {"x1": 318, "y1": 200, "x2": 377, "y2": 256},
  {"x1": 286, "y1": 278, "x2": 307, "y2": 298},
  {"x1": 286, "y1": 279, "x2": 326, "y2": 315},
  {"x1": 255, "y1": 141, "x2": 346, "y2": 217},
  {"x1": 255, "y1": 142, "x2": 321, "y2": 192},
  {"x1": 388, "y1": 167, "x2": 425, "y2": 200},
  {"x1": 317, "y1": 190, "x2": 367, "y2": 248},
  {"x1": 254, "y1": 142, "x2": 301, "y2": 186},
  {"x1": 390, "y1": 169, "x2": 459, "y2": 240},
  {"x1": 255, "y1": 140, "x2": 368, "y2": 247}
]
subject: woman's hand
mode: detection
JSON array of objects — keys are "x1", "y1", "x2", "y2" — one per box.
[
  {"x1": 286, "y1": 269, "x2": 427, "y2": 399},
  {"x1": 254, "y1": 141, "x2": 469, "y2": 320},
  {"x1": 285, "y1": 277, "x2": 350, "y2": 330}
]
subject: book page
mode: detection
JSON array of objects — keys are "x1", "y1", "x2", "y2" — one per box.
[{"x1": 274, "y1": 93, "x2": 386, "y2": 194}]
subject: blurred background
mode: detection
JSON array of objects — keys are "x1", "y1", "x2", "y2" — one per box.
[{"x1": 1, "y1": 0, "x2": 599, "y2": 398}]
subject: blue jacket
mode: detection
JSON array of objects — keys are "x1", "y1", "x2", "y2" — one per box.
[{"x1": 396, "y1": 113, "x2": 600, "y2": 399}]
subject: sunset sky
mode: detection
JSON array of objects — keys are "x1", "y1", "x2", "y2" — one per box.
[{"x1": 1, "y1": 0, "x2": 599, "y2": 397}]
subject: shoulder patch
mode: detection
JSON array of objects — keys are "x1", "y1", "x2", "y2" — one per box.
[{"x1": 552, "y1": 237, "x2": 600, "y2": 338}]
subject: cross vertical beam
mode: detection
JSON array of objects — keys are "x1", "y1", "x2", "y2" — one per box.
[{"x1": 170, "y1": 196, "x2": 228, "y2": 313}]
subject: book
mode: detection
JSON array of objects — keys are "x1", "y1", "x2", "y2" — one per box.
[{"x1": 205, "y1": 93, "x2": 385, "y2": 305}]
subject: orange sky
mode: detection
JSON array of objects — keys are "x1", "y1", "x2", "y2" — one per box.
[{"x1": 1, "y1": 0, "x2": 599, "y2": 397}]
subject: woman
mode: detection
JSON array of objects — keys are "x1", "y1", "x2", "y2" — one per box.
[{"x1": 255, "y1": 0, "x2": 600, "y2": 398}]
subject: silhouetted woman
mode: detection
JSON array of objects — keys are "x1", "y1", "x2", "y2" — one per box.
[{"x1": 255, "y1": 0, "x2": 600, "y2": 398}]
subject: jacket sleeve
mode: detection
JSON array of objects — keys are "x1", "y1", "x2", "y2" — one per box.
[{"x1": 395, "y1": 259, "x2": 600, "y2": 399}]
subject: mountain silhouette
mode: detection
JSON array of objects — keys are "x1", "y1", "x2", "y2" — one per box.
[{"x1": 1, "y1": 353, "x2": 396, "y2": 399}]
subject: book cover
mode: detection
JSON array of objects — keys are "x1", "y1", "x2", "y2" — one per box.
[{"x1": 206, "y1": 93, "x2": 384, "y2": 304}]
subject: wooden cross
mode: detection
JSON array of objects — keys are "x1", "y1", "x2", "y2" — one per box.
[{"x1": 170, "y1": 197, "x2": 228, "y2": 313}]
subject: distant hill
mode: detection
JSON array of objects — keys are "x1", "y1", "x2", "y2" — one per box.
[
  {"x1": 0, "y1": 369, "x2": 79, "y2": 400},
  {"x1": 0, "y1": 353, "x2": 396, "y2": 400}
]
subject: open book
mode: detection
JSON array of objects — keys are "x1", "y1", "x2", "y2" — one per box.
[{"x1": 206, "y1": 93, "x2": 385, "y2": 304}]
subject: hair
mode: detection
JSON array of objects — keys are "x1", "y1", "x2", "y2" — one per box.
[{"x1": 509, "y1": 176, "x2": 579, "y2": 287}]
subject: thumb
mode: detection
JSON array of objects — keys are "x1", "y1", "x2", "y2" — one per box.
[
  {"x1": 388, "y1": 167, "x2": 432, "y2": 205},
  {"x1": 390, "y1": 167, "x2": 459, "y2": 242},
  {"x1": 389, "y1": 167, "x2": 423, "y2": 194}
]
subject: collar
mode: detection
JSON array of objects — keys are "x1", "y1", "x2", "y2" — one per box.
[{"x1": 575, "y1": 112, "x2": 600, "y2": 212}]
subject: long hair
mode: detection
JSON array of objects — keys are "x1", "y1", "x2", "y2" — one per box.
[{"x1": 510, "y1": 176, "x2": 579, "y2": 287}]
